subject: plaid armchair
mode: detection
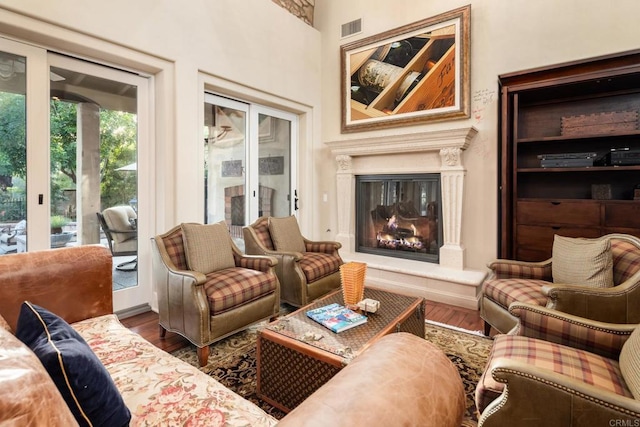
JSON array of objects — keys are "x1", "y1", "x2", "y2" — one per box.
[
  {"x1": 152, "y1": 223, "x2": 280, "y2": 367},
  {"x1": 476, "y1": 303, "x2": 640, "y2": 426},
  {"x1": 480, "y1": 233, "x2": 640, "y2": 335},
  {"x1": 243, "y1": 216, "x2": 343, "y2": 307}
]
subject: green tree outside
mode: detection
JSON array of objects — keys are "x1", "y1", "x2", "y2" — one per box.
[{"x1": 0, "y1": 92, "x2": 137, "y2": 222}]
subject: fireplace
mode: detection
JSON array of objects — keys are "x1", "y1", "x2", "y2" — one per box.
[
  {"x1": 326, "y1": 127, "x2": 486, "y2": 309},
  {"x1": 356, "y1": 174, "x2": 441, "y2": 263}
]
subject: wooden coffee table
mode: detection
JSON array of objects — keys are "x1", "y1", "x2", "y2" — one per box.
[{"x1": 256, "y1": 287, "x2": 425, "y2": 412}]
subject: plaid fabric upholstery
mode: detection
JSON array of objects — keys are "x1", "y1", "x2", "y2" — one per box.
[
  {"x1": 160, "y1": 228, "x2": 188, "y2": 271},
  {"x1": 203, "y1": 267, "x2": 277, "y2": 315},
  {"x1": 236, "y1": 255, "x2": 272, "y2": 273},
  {"x1": 510, "y1": 304, "x2": 631, "y2": 360},
  {"x1": 299, "y1": 251, "x2": 342, "y2": 283},
  {"x1": 620, "y1": 326, "x2": 640, "y2": 400},
  {"x1": 305, "y1": 241, "x2": 340, "y2": 254},
  {"x1": 489, "y1": 261, "x2": 552, "y2": 280},
  {"x1": 482, "y1": 278, "x2": 548, "y2": 310},
  {"x1": 611, "y1": 239, "x2": 640, "y2": 285},
  {"x1": 475, "y1": 335, "x2": 633, "y2": 413},
  {"x1": 252, "y1": 217, "x2": 275, "y2": 250}
]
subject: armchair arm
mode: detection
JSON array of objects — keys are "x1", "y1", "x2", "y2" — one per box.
[
  {"x1": 151, "y1": 239, "x2": 211, "y2": 345},
  {"x1": 480, "y1": 358, "x2": 640, "y2": 427},
  {"x1": 509, "y1": 303, "x2": 635, "y2": 359},
  {"x1": 488, "y1": 258, "x2": 552, "y2": 280},
  {"x1": 234, "y1": 253, "x2": 278, "y2": 273},
  {"x1": 304, "y1": 239, "x2": 342, "y2": 254},
  {"x1": 543, "y1": 279, "x2": 640, "y2": 324}
]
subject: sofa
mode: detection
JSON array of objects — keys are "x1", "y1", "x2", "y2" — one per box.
[{"x1": 0, "y1": 245, "x2": 465, "y2": 427}]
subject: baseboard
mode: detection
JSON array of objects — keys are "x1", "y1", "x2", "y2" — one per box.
[{"x1": 116, "y1": 303, "x2": 151, "y2": 319}]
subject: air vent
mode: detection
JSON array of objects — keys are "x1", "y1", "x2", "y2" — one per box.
[{"x1": 341, "y1": 18, "x2": 362, "y2": 39}]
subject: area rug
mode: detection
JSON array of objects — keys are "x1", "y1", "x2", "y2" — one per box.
[{"x1": 171, "y1": 321, "x2": 492, "y2": 426}]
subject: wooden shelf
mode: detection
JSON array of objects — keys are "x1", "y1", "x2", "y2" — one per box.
[
  {"x1": 516, "y1": 130, "x2": 640, "y2": 144},
  {"x1": 499, "y1": 50, "x2": 640, "y2": 261},
  {"x1": 518, "y1": 165, "x2": 640, "y2": 173}
]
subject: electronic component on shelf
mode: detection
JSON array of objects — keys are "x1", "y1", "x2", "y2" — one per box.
[
  {"x1": 537, "y1": 152, "x2": 598, "y2": 160},
  {"x1": 607, "y1": 148, "x2": 640, "y2": 166}
]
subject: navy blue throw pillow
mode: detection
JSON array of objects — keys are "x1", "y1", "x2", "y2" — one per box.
[{"x1": 15, "y1": 302, "x2": 131, "y2": 427}]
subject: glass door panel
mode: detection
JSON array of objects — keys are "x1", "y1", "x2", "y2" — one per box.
[
  {"x1": 257, "y1": 112, "x2": 293, "y2": 217},
  {"x1": 0, "y1": 50, "x2": 27, "y2": 255},
  {"x1": 203, "y1": 95, "x2": 298, "y2": 251},
  {"x1": 48, "y1": 63, "x2": 138, "y2": 273},
  {"x1": 48, "y1": 54, "x2": 149, "y2": 314},
  {"x1": 204, "y1": 95, "x2": 248, "y2": 246}
]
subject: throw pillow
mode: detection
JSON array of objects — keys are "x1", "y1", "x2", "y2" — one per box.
[
  {"x1": 0, "y1": 326, "x2": 78, "y2": 425},
  {"x1": 181, "y1": 222, "x2": 235, "y2": 274},
  {"x1": 268, "y1": 215, "x2": 306, "y2": 253},
  {"x1": 15, "y1": 302, "x2": 131, "y2": 427},
  {"x1": 552, "y1": 235, "x2": 614, "y2": 288},
  {"x1": 620, "y1": 325, "x2": 640, "y2": 400}
]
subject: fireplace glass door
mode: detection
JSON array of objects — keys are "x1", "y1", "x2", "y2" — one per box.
[{"x1": 356, "y1": 174, "x2": 441, "y2": 263}]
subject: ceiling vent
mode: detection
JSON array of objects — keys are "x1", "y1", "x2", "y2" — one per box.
[{"x1": 341, "y1": 18, "x2": 362, "y2": 39}]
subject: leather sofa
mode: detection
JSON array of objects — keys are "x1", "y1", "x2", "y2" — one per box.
[{"x1": 0, "y1": 245, "x2": 464, "y2": 427}]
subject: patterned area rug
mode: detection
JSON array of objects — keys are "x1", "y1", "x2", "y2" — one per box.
[{"x1": 171, "y1": 321, "x2": 492, "y2": 426}]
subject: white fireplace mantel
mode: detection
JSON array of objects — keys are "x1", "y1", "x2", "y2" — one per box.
[
  {"x1": 325, "y1": 127, "x2": 477, "y2": 158},
  {"x1": 325, "y1": 126, "x2": 485, "y2": 309}
]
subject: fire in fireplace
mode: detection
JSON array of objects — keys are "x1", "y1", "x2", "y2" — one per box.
[{"x1": 356, "y1": 174, "x2": 442, "y2": 263}]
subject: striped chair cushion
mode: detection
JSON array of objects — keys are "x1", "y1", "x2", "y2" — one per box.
[
  {"x1": 490, "y1": 261, "x2": 552, "y2": 281},
  {"x1": 482, "y1": 278, "x2": 549, "y2": 310},
  {"x1": 253, "y1": 218, "x2": 275, "y2": 250},
  {"x1": 475, "y1": 335, "x2": 633, "y2": 413},
  {"x1": 161, "y1": 228, "x2": 188, "y2": 271},
  {"x1": 611, "y1": 239, "x2": 640, "y2": 285},
  {"x1": 203, "y1": 267, "x2": 277, "y2": 315},
  {"x1": 299, "y1": 252, "x2": 342, "y2": 283},
  {"x1": 306, "y1": 241, "x2": 340, "y2": 254}
]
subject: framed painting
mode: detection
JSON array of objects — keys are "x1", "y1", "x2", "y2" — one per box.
[{"x1": 341, "y1": 5, "x2": 470, "y2": 133}]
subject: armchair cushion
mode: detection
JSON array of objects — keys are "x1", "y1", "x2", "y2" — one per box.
[
  {"x1": 476, "y1": 334, "x2": 633, "y2": 413},
  {"x1": 102, "y1": 206, "x2": 136, "y2": 243},
  {"x1": 181, "y1": 222, "x2": 235, "y2": 274},
  {"x1": 482, "y1": 278, "x2": 549, "y2": 309},
  {"x1": 15, "y1": 302, "x2": 131, "y2": 427},
  {"x1": 203, "y1": 267, "x2": 278, "y2": 315},
  {"x1": 268, "y1": 215, "x2": 306, "y2": 253},
  {"x1": 299, "y1": 251, "x2": 344, "y2": 283},
  {"x1": 552, "y1": 235, "x2": 614, "y2": 288},
  {"x1": 620, "y1": 326, "x2": 640, "y2": 399}
]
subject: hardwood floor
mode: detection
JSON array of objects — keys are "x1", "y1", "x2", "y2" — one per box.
[{"x1": 121, "y1": 300, "x2": 485, "y2": 352}]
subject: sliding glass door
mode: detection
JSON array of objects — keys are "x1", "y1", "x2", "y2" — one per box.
[
  {"x1": 0, "y1": 37, "x2": 151, "y2": 313},
  {"x1": 203, "y1": 94, "x2": 297, "y2": 249}
]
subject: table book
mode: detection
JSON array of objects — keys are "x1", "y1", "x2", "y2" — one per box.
[{"x1": 306, "y1": 303, "x2": 368, "y2": 333}]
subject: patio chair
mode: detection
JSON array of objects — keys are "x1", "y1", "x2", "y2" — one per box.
[{"x1": 97, "y1": 206, "x2": 137, "y2": 271}]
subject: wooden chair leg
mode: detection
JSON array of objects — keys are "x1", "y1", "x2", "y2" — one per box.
[
  {"x1": 483, "y1": 321, "x2": 492, "y2": 337},
  {"x1": 159, "y1": 324, "x2": 167, "y2": 339},
  {"x1": 197, "y1": 346, "x2": 210, "y2": 367}
]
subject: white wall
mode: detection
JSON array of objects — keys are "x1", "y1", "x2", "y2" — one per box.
[
  {"x1": 315, "y1": 0, "x2": 640, "y2": 271},
  {"x1": 0, "y1": 0, "x2": 322, "y2": 234},
  {"x1": 3, "y1": 0, "x2": 640, "y2": 281}
]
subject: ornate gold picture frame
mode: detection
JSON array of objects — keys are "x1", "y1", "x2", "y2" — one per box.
[{"x1": 341, "y1": 5, "x2": 470, "y2": 133}]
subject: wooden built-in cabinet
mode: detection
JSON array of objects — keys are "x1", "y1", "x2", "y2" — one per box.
[{"x1": 499, "y1": 50, "x2": 640, "y2": 261}]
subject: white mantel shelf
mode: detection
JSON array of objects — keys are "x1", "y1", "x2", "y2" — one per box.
[
  {"x1": 325, "y1": 127, "x2": 478, "y2": 157},
  {"x1": 324, "y1": 126, "x2": 484, "y2": 310}
]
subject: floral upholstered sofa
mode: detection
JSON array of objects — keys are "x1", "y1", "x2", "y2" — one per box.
[{"x1": 0, "y1": 245, "x2": 464, "y2": 427}]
